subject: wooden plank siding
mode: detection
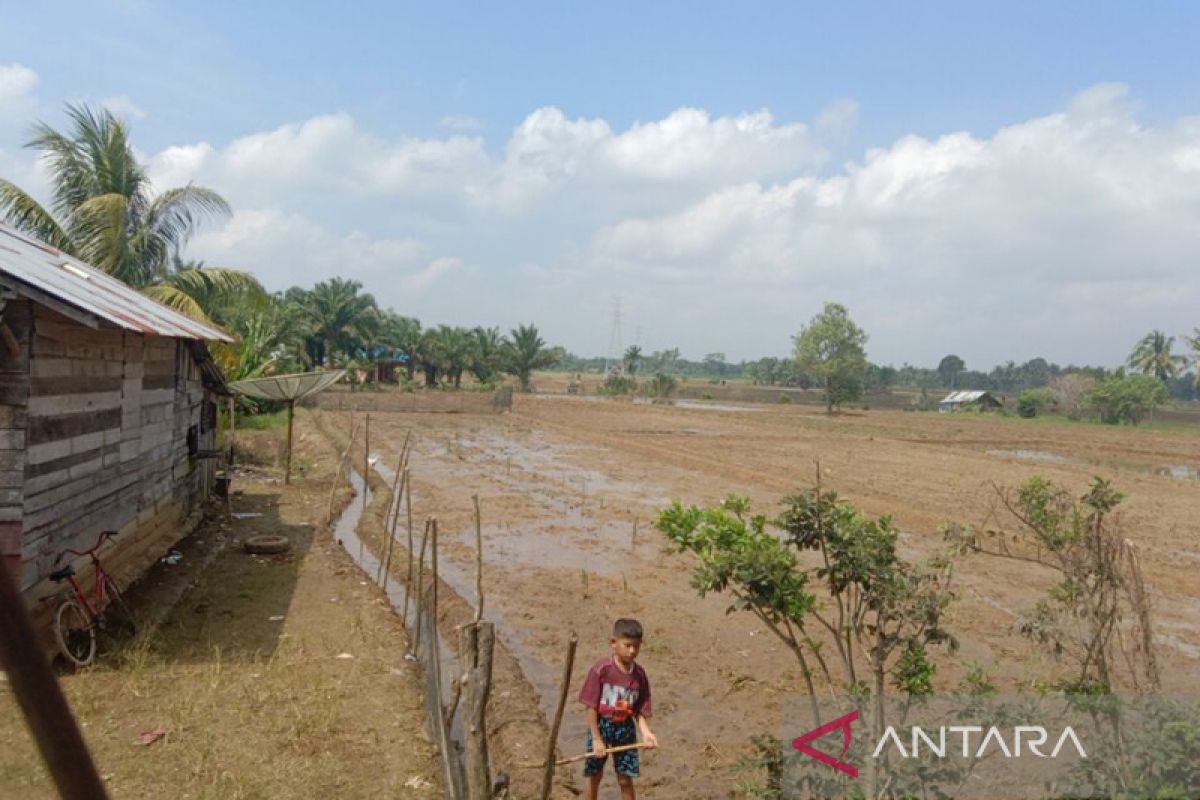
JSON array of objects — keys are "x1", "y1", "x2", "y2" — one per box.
[{"x1": 13, "y1": 303, "x2": 218, "y2": 598}]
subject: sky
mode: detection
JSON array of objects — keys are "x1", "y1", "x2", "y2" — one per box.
[{"x1": 2, "y1": 1, "x2": 1199, "y2": 369}]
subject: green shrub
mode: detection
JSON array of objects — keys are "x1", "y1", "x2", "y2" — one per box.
[{"x1": 1018, "y1": 387, "x2": 1055, "y2": 418}]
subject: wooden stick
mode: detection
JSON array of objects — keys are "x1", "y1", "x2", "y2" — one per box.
[
  {"x1": 539, "y1": 633, "x2": 578, "y2": 798},
  {"x1": 284, "y1": 399, "x2": 296, "y2": 485},
  {"x1": 379, "y1": 461, "x2": 406, "y2": 588},
  {"x1": 377, "y1": 433, "x2": 411, "y2": 584},
  {"x1": 521, "y1": 741, "x2": 649, "y2": 770},
  {"x1": 472, "y1": 494, "x2": 484, "y2": 624},
  {"x1": 402, "y1": 467, "x2": 414, "y2": 623},
  {"x1": 411, "y1": 517, "x2": 431, "y2": 655},
  {"x1": 430, "y1": 516, "x2": 439, "y2": 631},
  {"x1": 362, "y1": 413, "x2": 370, "y2": 512},
  {"x1": 325, "y1": 417, "x2": 360, "y2": 525}
]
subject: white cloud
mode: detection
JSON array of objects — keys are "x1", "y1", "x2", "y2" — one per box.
[
  {"x1": 0, "y1": 63, "x2": 37, "y2": 103},
  {"x1": 4, "y1": 80, "x2": 1199, "y2": 366},
  {"x1": 582, "y1": 85, "x2": 1200, "y2": 364},
  {"x1": 440, "y1": 114, "x2": 482, "y2": 132},
  {"x1": 100, "y1": 94, "x2": 146, "y2": 120}
]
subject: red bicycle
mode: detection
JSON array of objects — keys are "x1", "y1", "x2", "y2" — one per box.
[{"x1": 47, "y1": 530, "x2": 137, "y2": 666}]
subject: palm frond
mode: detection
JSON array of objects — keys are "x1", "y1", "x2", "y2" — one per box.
[
  {"x1": 71, "y1": 193, "x2": 131, "y2": 278},
  {"x1": 166, "y1": 266, "x2": 265, "y2": 298},
  {"x1": 142, "y1": 284, "x2": 221, "y2": 329},
  {"x1": 143, "y1": 186, "x2": 231, "y2": 253},
  {"x1": 0, "y1": 179, "x2": 73, "y2": 250},
  {"x1": 26, "y1": 119, "x2": 92, "y2": 217}
]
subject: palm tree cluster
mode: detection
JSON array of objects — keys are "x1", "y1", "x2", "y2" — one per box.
[
  {"x1": 0, "y1": 104, "x2": 562, "y2": 391},
  {"x1": 215, "y1": 278, "x2": 559, "y2": 390}
]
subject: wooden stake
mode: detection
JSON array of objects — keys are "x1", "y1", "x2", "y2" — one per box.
[
  {"x1": 325, "y1": 417, "x2": 360, "y2": 526},
  {"x1": 403, "y1": 468, "x2": 414, "y2": 623},
  {"x1": 379, "y1": 462, "x2": 406, "y2": 588},
  {"x1": 460, "y1": 622, "x2": 495, "y2": 800},
  {"x1": 411, "y1": 518, "x2": 431, "y2": 655},
  {"x1": 472, "y1": 494, "x2": 485, "y2": 624},
  {"x1": 362, "y1": 413, "x2": 370, "y2": 511},
  {"x1": 539, "y1": 633, "x2": 578, "y2": 798}
]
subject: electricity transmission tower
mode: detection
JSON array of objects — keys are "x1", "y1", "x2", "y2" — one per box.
[{"x1": 603, "y1": 296, "x2": 624, "y2": 375}]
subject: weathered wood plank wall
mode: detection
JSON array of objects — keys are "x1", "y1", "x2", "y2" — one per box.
[{"x1": 14, "y1": 304, "x2": 217, "y2": 595}]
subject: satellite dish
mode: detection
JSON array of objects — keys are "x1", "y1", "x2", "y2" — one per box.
[{"x1": 229, "y1": 369, "x2": 347, "y2": 483}]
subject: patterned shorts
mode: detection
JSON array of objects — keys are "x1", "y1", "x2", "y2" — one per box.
[{"x1": 583, "y1": 716, "x2": 639, "y2": 777}]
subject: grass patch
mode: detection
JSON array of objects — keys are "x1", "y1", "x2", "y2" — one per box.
[{"x1": 236, "y1": 409, "x2": 290, "y2": 431}]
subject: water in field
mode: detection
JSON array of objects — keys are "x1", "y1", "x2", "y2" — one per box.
[
  {"x1": 1159, "y1": 464, "x2": 1199, "y2": 480},
  {"x1": 986, "y1": 448, "x2": 1071, "y2": 463}
]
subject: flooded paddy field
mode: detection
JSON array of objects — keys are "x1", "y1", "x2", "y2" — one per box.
[{"x1": 344, "y1": 397, "x2": 1199, "y2": 798}]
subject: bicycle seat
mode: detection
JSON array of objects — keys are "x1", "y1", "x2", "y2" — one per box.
[{"x1": 49, "y1": 564, "x2": 76, "y2": 582}]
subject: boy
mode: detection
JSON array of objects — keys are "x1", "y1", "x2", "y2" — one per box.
[{"x1": 578, "y1": 618, "x2": 658, "y2": 800}]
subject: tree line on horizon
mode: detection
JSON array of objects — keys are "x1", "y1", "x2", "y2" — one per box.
[{"x1": 1, "y1": 103, "x2": 1196, "y2": 418}]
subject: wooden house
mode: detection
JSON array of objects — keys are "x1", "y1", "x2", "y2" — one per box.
[
  {"x1": 0, "y1": 223, "x2": 232, "y2": 612},
  {"x1": 938, "y1": 390, "x2": 1004, "y2": 413}
]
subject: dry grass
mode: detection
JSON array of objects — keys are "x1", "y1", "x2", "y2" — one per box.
[{"x1": 0, "y1": 410, "x2": 441, "y2": 799}]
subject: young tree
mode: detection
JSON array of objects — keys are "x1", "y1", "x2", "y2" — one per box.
[
  {"x1": 946, "y1": 477, "x2": 1157, "y2": 692},
  {"x1": 658, "y1": 482, "x2": 957, "y2": 799},
  {"x1": 1048, "y1": 373, "x2": 1096, "y2": 420},
  {"x1": 623, "y1": 345, "x2": 643, "y2": 375},
  {"x1": 937, "y1": 354, "x2": 965, "y2": 388},
  {"x1": 793, "y1": 302, "x2": 869, "y2": 413},
  {"x1": 1090, "y1": 371, "x2": 1168, "y2": 425},
  {"x1": 503, "y1": 323, "x2": 559, "y2": 392}
]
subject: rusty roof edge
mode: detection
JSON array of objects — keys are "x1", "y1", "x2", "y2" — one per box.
[{"x1": 0, "y1": 224, "x2": 237, "y2": 343}]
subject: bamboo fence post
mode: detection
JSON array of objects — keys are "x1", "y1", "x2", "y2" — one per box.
[
  {"x1": 540, "y1": 633, "x2": 578, "y2": 799},
  {"x1": 460, "y1": 622, "x2": 495, "y2": 800}
]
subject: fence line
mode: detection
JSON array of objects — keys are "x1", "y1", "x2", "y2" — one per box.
[{"x1": 311, "y1": 386, "x2": 513, "y2": 414}]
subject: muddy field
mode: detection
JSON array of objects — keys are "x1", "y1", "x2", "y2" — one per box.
[{"x1": 346, "y1": 396, "x2": 1198, "y2": 799}]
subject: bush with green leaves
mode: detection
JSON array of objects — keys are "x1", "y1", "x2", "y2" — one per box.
[
  {"x1": 646, "y1": 372, "x2": 678, "y2": 399},
  {"x1": 658, "y1": 484, "x2": 957, "y2": 798},
  {"x1": 601, "y1": 374, "x2": 637, "y2": 395},
  {"x1": 1017, "y1": 386, "x2": 1055, "y2": 417},
  {"x1": 1090, "y1": 371, "x2": 1168, "y2": 425}
]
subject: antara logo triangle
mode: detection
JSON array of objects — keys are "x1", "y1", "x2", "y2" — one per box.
[{"x1": 791, "y1": 709, "x2": 859, "y2": 778}]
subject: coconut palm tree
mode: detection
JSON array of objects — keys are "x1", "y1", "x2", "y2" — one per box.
[
  {"x1": 0, "y1": 104, "x2": 258, "y2": 322},
  {"x1": 1128, "y1": 330, "x2": 1186, "y2": 383},
  {"x1": 503, "y1": 323, "x2": 559, "y2": 392}
]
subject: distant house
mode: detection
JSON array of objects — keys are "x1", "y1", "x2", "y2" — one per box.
[
  {"x1": 938, "y1": 390, "x2": 1003, "y2": 413},
  {"x1": 0, "y1": 223, "x2": 231, "y2": 617}
]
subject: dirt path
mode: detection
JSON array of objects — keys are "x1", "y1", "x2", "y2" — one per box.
[
  {"x1": 0, "y1": 418, "x2": 442, "y2": 799},
  {"x1": 351, "y1": 396, "x2": 1199, "y2": 799}
]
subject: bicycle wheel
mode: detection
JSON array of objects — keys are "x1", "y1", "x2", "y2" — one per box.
[
  {"x1": 54, "y1": 598, "x2": 96, "y2": 667},
  {"x1": 102, "y1": 579, "x2": 137, "y2": 640}
]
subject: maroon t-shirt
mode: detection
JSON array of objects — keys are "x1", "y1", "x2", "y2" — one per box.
[{"x1": 578, "y1": 656, "x2": 652, "y2": 719}]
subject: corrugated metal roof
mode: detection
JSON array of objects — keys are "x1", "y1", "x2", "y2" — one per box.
[
  {"x1": 940, "y1": 390, "x2": 993, "y2": 403},
  {"x1": 0, "y1": 222, "x2": 234, "y2": 342}
]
